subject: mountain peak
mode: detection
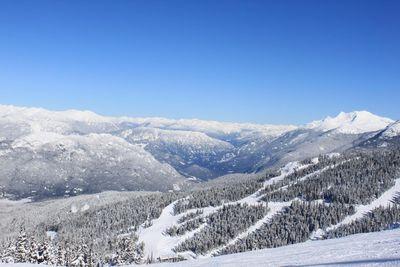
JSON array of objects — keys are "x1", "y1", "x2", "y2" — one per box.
[{"x1": 307, "y1": 111, "x2": 394, "y2": 134}]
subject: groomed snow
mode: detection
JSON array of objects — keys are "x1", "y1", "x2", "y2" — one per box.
[
  {"x1": 154, "y1": 228, "x2": 400, "y2": 267},
  {"x1": 2, "y1": 229, "x2": 400, "y2": 266}
]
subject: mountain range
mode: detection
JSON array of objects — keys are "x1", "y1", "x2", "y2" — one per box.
[{"x1": 0, "y1": 105, "x2": 398, "y2": 200}]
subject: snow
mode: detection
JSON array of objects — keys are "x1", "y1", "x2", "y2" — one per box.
[
  {"x1": 81, "y1": 203, "x2": 90, "y2": 212},
  {"x1": 123, "y1": 117, "x2": 297, "y2": 139},
  {"x1": 0, "y1": 104, "x2": 296, "y2": 139},
  {"x1": 122, "y1": 127, "x2": 234, "y2": 155},
  {"x1": 137, "y1": 200, "x2": 188, "y2": 259},
  {"x1": 46, "y1": 231, "x2": 57, "y2": 240},
  {"x1": 307, "y1": 111, "x2": 394, "y2": 134},
  {"x1": 327, "y1": 178, "x2": 400, "y2": 231},
  {"x1": 70, "y1": 204, "x2": 78, "y2": 213},
  {"x1": 381, "y1": 121, "x2": 400, "y2": 138},
  {"x1": 4, "y1": 228, "x2": 400, "y2": 267},
  {"x1": 0, "y1": 264, "x2": 47, "y2": 267},
  {"x1": 204, "y1": 201, "x2": 291, "y2": 257},
  {"x1": 136, "y1": 160, "x2": 309, "y2": 260},
  {"x1": 136, "y1": 158, "x2": 364, "y2": 260},
  {"x1": 11, "y1": 131, "x2": 68, "y2": 149},
  {"x1": 263, "y1": 161, "x2": 303, "y2": 186},
  {"x1": 137, "y1": 200, "x2": 235, "y2": 260},
  {"x1": 154, "y1": 228, "x2": 400, "y2": 267},
  {"x1": 0, "y1": 198, "x2": 32, "y2": 205},
  {"x1": 0, "y1": 105, "x2": 112, "y2": 124}
]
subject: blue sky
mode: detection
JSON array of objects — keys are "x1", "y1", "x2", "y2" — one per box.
[{"x1": 0, "y1": 0, "x2": 399, "y2": 124}]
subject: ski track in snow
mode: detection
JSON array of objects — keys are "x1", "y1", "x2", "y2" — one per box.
[
  {"x1": 138, "y1": 159, "x2": 397, "y2": 261},
  {"x1": 137, "y1": 200, "x2": 226, "y2": 259},
  {"x1": 326, "y1": 178, "x2": 400, "y2": 232},
  {"x1": 203, "y1": 201, "x2": 292, "y2": 258},
  {"x1": 137, "y1": 161, "x2": 307, "y2": 259},
  {"x1": 137, "y1": 200, "x2": 185, "y2": 259}
]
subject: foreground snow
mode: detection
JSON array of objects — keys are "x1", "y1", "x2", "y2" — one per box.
[
  {"x1": 154, "y1": 228, "x2": 400, "y2": 267},
  {"x1": 2, "y1": 229, "x2": 400, "y2": 267}
]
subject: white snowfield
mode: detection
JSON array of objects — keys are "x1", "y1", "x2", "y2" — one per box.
[
  {"x1": 154, "y1": 229, "x2": 400, "y2": 267},
  {"x1": 307, "y1": 111, "x2": 394, "y2": 134},
  {"x1": 1, "y1": 230, "x2": 400, "y2": 267}
]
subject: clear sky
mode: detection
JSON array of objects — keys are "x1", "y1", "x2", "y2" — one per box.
[{"x1": 0, "y1": 0, "x2": 399, "y2": 124}]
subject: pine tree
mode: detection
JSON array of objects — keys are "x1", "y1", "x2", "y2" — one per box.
[{"x1": 15, "y1": 229, "x2": 29, "y2": 263}]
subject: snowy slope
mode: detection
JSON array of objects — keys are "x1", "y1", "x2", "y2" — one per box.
[
  {"x1": 154, "y1": 229, "x2": 400, "y2": 267},
  {"x1": 0, "y1": 132, "x2": 186, "y2": 199},
  {"x1": 327, "y1": 178, "x2": 400, "y2": 231},
  {"x1": 120, "y1": 127, "x2": 235, "y2": 179},
  {"x1": 121, "y1": 127, "x2": 232, "y2": 149},
  {"x1": 357, "y1": 120, "x2": 400, "y2": 149},
  {"x1": 3, "y1": 229, "x2": 400, "y2": 266},
  {"x1": 135, "y1": 156, "x2": 397, "y2": 262},
  {"x1": 135, "y1": 161, "x2": 308, "y2": 260},
  {"x1": 381, "y1": 121, "x2": 400, "y2": 138},
  {"x1": 307, "y1": 111, "x2": 393, "y2": 134}
]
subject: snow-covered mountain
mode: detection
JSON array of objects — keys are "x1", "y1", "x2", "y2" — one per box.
[
  {"x1": 0, "y1": 104, "x2": 396, "y2": 199},
  {"x1": 0, "y1": 131, "x2": 186, "y2": 199},
  {"x1": 381, "y1": 120, "x2": 400, "y2": 138},
  {"x1": 307, "y1": 110, "x2": 394, "y2": 134},
  {"x1": 358, "y1": 120, "x2": 400, "y2": 149}
]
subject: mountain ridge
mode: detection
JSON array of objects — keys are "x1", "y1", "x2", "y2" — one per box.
[{"x1": 0, "y1": 104, "x2": 397, "y2": 199}]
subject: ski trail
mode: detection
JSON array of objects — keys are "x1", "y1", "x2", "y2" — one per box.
[
  {"x1": 203, "y1": 201, "x2": 292, "y2": 257},
  {"x1": 137, "y1": 160, "x2": 317, "y2": 260},
  {"x1": 326, "y1": 178, "x2": 400, "y2": 232}
]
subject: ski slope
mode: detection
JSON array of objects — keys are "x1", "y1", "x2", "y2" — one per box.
[
  {"x1": 135, "y1": 156, "x2": 400, "y2": 263},
  {"x1": 203, "y1": 201, "x2": 291, "y2": 257},
  {"x1": 136, "y1": 161, "x2": 310, "y2": 259},
  {"x1": 155, "y1": 228, "x2": 400, "y2": 267},
  {"x1": 2, "y1": 229, "x2": 400, "y2": 266},
  {"x1": 327, "y1": 178, "x2": 400, "y2": 231}
]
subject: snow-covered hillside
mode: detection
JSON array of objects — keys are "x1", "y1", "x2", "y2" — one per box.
[
  {"x1": 381, "y1": 121, "x2": 400, "y2": 138},
  {"x1": 357, "y1": 120, "x2": 400, "y2": 149},
  {"x1": 135, "y1": 161, "x2": 304, "y2": 260},
  {"x1": 125, "y1": 151, "x2": 400, "y2": 263},
  {"x1": 154, "y1": 229, "x2": 400, "y2": 267},
  {"x1": 0, "y1": 131, "x2": 186, "y2": 199}
]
